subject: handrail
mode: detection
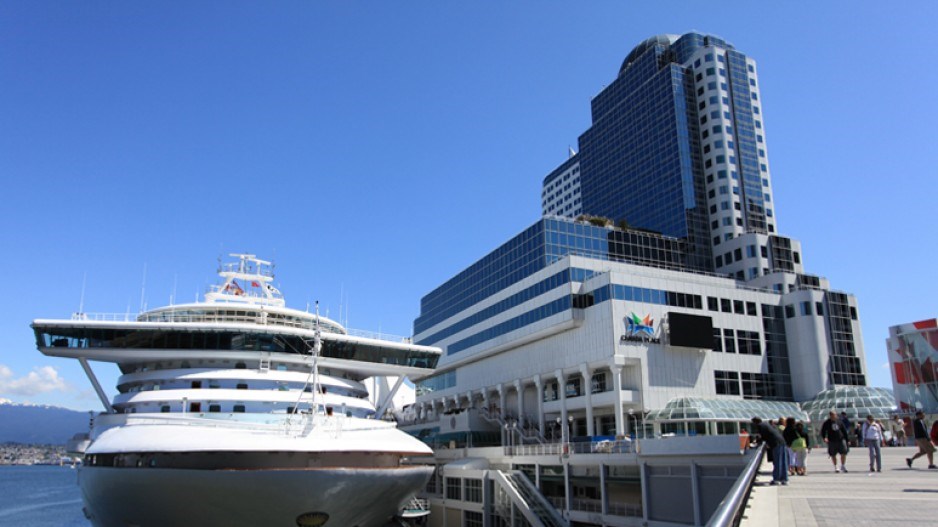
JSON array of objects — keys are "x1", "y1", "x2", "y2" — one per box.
[
  {"x1": 67, "y1": 312, "x2": 411, "y2": 343},
  {"x1": 705, "y1": 444, "x2": 764, "y2": 527}
]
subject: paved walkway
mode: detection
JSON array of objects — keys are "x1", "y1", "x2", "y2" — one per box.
[{"x1": 741, "y1": 446, "x2": 938, "y2": 526}]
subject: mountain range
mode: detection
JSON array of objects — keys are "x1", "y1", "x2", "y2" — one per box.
[{"x1": 0, "y1": 399, "x2": 91, "y2": 445}]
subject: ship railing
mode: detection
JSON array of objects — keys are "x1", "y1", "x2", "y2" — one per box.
[
  {"x1": 69, "y1": 312, "x2": 415, "y2": 344},
  {"x1": 345, "y1": 328, "x2": 413, "y2": 343}
]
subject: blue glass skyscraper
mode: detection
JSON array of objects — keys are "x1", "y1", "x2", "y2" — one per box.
[{"x1": 545, "y1": 33, "x2": 777, "y2": 275}]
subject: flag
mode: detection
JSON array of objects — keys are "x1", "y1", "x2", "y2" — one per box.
[{"x1": 251, "y1": 281, "x2": 260, "y2": 287}]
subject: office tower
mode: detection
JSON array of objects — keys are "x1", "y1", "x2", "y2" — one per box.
[{"x1": 543, "y1": 33, "x2": 780, "y2": 276}]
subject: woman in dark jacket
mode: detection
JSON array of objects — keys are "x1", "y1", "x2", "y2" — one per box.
[{"x1": 782, "y1": 417, "x2": 798, "y2": 476}]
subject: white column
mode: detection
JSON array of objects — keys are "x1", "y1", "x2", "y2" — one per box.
[
  {"x1": 580, "y1": 364, "x2": 594, "y2": 437},
  {"x1": 599, "y1": 463, "x2": 608, "y2": 516},
  {"x1": 556, "y1": 369, "x2": 568, "y2": 438},
  {"x1": 482, "y1": 390, "x2": 490, "y2": 415},
  {"x1": 612, "y1": 365, "x2": 624, "y2": 437},
  {"x1": 514, "y1": 380, "x2": 524, "y2": 427},
  {"x1": 534, "y1": 375, "x2": 545, "y2": 436},
  {"x1": 497, "y1": 384, "x2": 506, "y2": 421}
]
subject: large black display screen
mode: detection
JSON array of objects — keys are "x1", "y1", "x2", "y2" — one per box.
[{"x1": 668, "y1": 312, "x2": 713, "y2": 349}]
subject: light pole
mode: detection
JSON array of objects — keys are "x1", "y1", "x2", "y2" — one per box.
[{"x1": 628, "y1": 409, "x2": 634, "y2": 438}]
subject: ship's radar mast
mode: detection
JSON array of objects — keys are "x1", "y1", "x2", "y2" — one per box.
[{"x1": 204, "y1": 253, "x2": 285, "y2": 307}]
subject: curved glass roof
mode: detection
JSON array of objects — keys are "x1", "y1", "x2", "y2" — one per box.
[
  {"x1": 620, "y1": 34, "x2": 679, "y2": 72},
  {"x1": 646, "y1": 397, "x2": 808, "y2": 423},
  {"x1": 799, "y1": 386, "x2": 896, "y2": 424}
]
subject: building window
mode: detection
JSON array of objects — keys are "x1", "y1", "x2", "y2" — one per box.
[
  {"x1": 733, "y1": 300, "x2": 744, "y2": 314},
  {"x1": 746, "y1": 302, "x2": 757, "y2": 316},
  {"x1": 446, "y1": 478, "x2": 461, "y2": 500},
  {"x1": 800, "y1": 301, "x2": 812, "y2": 316},
  {"x1": 723, "y1": 329, "x2": 736, "y2": 353},
  {"x1": 738, "y1": 331, "x2": 761, "y2": 355},
  {"x1": 712, "y1": 328, "x2": 723, "y2": 352},
  {"x1": 785, "y1": 305, "x2": 795, "y2": 318},
  {"x1": 721, "y1": 298, "x2": 731, "y2": 313},
  {"x1": 708, "y1": 297, "x2": 719, "y2": 311},
  {"x1": 591, "y1": 373, "x2": 607, "y2": 394},
  {"x1": 464, "y1": 478, "x2": 482, "y2": 503},
  {"x1": 465, "y1": 511, "x2": 483, "y2": 527},
  {"x1": 715, "y1": 370, "x2": 740, "y2": 395},
  {"x1": 816, "y1": 302, "x2": 824, "y2": 316}
]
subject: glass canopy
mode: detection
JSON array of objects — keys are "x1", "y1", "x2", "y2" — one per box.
[
  {"x1": 799, "y1": 386, "x2": 896, "y2": 424},
  {"x1": 646, "y1": 397, "x2": 808, "y2": 423}
]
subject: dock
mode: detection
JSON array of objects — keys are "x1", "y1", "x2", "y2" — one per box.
[{"x1": 742, "y1": 446, "x2": 938, "y2": 526}]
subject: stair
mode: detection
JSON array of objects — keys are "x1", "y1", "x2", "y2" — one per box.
[
  {"x1": 480, "y1": 409, "x2": 547, "y2": 445},
  {"x1": 491, "y1": 470, "x2": 568, "y2": 527}
]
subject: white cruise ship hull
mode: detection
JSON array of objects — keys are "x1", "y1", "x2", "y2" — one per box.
[{"x1": 79, "y1": 464, "x2": 432, "y2": 527}]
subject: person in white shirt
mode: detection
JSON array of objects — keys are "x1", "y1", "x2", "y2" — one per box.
[{"x1": 862, "y1": 415, "x2": 884, "y2": 472}]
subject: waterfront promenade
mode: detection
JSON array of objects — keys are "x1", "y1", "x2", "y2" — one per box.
[{"x1": 742, "y1": 446, "x2": 938, "y2": 526}]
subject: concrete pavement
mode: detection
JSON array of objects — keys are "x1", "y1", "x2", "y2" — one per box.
[{"x1": 741, "y1": 446, "x2": 938, "y2": 526}]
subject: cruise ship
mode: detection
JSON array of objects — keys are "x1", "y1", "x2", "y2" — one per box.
[{"x1": 32, "y1": 254, "x2": 441, "y2": 527}]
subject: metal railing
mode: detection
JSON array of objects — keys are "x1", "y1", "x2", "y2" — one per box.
[
  {"x1": 705, "y1": 444, "x2": 764, "y2": 527},
  {"x1": 548, "y1": 496, "x2": 641, "y2": 518},
  {"x1": 68, "y1": 312, "x2": 411, "y2": 343},
  {"x1": 505, "y1": 438, "x2": 635, "y2": 457}
]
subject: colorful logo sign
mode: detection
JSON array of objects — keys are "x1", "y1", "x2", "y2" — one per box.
[{"x1": 621, "y1": 312, "x2": 659, "y2": 343}]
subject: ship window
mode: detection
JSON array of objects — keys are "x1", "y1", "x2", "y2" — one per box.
[
  {"x1": 237, "y1": 383, "x2": 248, "y2": 390},
  {"x1": 160, "y1": 405, "x2": 170, "y2": 413},
  {"x1": 191, "y1": 381, "x2": 202, "y2": 389},
  {"x1": 208, "y1": 404, "x2": 221, "y2": 413},
  {"x1": 233, "y1": 405, "x2": 246, "y2": 413},
  {"x1": 235, "y1": 362, "x2": 246, "y2": 369},
  {"x1": 190, "y1": 402, "x2": 201, "y2": 413}
]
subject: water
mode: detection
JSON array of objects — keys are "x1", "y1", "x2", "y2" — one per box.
[{"x1": 0, "y1": 466, "x2": 89, "y2": 526}]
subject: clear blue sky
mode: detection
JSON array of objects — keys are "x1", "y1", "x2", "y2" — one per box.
[{"x1": 2, "y1": 1, "x2": 935, "y2": 410}]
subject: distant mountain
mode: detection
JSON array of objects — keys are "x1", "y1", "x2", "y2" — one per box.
[{"x1": 0, "y1": 400, "x2": 91, "y2": 445}]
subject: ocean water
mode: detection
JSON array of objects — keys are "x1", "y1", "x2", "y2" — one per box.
[{"x1": 0, "y1": 465, "x2": 89, "y2": 526}]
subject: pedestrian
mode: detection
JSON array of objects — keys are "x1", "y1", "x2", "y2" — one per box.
[
  {"x1": 821, "y1": 410, "x2": 849, "y2": 473},
  {"x1": 840, "y1": 412, "x2": 853, "y2": 447},
  {"x1": 894, "y1": 416, "x2": 907, "y2": 446},
  {"x1": 752, "y1": 416, "x2": 789, "y2": 485},
  {"x1": 861, "y1": 415, "x2": 883, "y2": 472},
  {"x1": 906, "y1": 411, "x2": 937, "y2": 469},
  {"x1": 782, "y1": 417, "x2": 798, "y2": 476},
  {"x1": 789, "y1": 421, "x2": 811, "y2": 475}
]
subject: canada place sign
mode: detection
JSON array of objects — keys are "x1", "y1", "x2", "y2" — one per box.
[{"x1": 620, "y1": 312, "x2": 661, "y2": 344}]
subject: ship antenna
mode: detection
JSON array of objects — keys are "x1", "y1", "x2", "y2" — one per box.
[
  {"x1": 291, "y1": 301, "x2": 323, "y2": 420},
  {"x1": 77, "y1": 272, "x2": 87, "y2": 316},
  {"x1": 138, "y1": 263, "x2": 147, "y2": 313}
]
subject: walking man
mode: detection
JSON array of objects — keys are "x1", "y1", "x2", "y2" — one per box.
[
  {"x1": 905, "y1": 411, "x2": 937, "y2": 469},
  {"x1": 752, "y1": 417, "x2": 788, "y2": 485},
  {"x1": 821, "y1": 411, "x2": 849, "y2": 473}
]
